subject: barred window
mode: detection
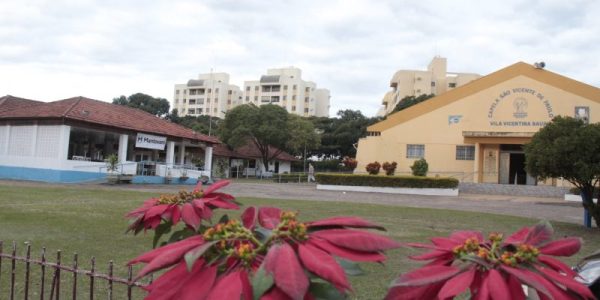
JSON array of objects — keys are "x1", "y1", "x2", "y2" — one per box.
[
  {"x1": 456, "y1": 145, "x2": 475, "y2": 160},
  {"x1": 406, "y1": 144, "x2": 424, "y2": 159}
]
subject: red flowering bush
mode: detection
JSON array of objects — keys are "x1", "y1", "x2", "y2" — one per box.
[
  {"x1": 126, "y1": 180, "x2": 239, "y2": 246},
  {"x1": 385, "y1": 221, "x2": 595, "y2": 300},
  {"x1": 366, "y1": 161, "x2": 381, "y2": 175},
  {"x1": 129, "y1": 206, "x2": 400, "y2": 299},
  {"x1": 342, "y1": 156, "x2": 358, "y2": 170},
  {"x1": 382, "y1": 161, "x2": 398, "y2": 176}
]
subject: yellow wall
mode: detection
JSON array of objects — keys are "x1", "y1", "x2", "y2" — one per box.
[{"x1": 356, "y1": 71, "x2": 600, "y2": 184}]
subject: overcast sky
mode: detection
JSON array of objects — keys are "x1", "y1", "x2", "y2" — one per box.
[{"x1": 2, "y1": 0, "x2": 599, "y2": 117}]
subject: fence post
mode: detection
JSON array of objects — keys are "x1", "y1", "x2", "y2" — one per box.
[
  {"x1": 25, "y1": 243, "x2": 31, "y2": 300},
  {"x1": 40, "y1": 247, "x2": 46, "y2": 300},
  {"x1": 10, "y1": 241, "x2": 16, "y2": 300},
  {"x1": 89, "y1": 257, "x2": 95, "y2": 300},
  {"x1": 108, "y1": 260, "x2": 114, "y2": 300},
  {"x1": 127, "y1": 265, "x2": 133, "y2": 300},
  {"x1": 72, "y1": 253, "x2": 78, "y2": 300}
]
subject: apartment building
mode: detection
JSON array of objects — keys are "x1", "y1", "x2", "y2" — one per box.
[
  {"x1": 378, "y1": 57, "x2": 480, "y2": 116},
  {"x1": 243, "y1": 67, "x2": 330, "y2": 117},
  {"x1": 173, "y1": 73, "x2": 242, "y2": 119}
]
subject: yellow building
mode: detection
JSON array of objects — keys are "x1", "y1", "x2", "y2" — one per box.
[{"x1": 356, "y1": 62, "x2": 600, "y2": 185}]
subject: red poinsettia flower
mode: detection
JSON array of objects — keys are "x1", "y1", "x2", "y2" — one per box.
[
  {"x1": 385, "y1": 222, "x2": 595, "y2": 300},
  {"x1": 129, "y1": 206, "x2": 400, "y2": 300},
  {"x1": 126, "y1": 180, "x2": 238, "y2": 233}
]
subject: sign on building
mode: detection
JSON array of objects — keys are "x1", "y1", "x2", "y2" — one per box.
[{"x1": 136, "y1": 133, "x2": 167, "y2": 150}]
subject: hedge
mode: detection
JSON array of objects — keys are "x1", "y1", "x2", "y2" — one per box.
[{"x1": 315, "y1": 173, "x2": 459, "y2": 189}]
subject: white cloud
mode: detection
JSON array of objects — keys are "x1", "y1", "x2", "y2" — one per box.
[{"x1": 1, "y1": 0, "x2": 600, "y2": 117}]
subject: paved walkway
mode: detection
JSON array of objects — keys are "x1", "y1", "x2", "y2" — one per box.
[{"x1": 0, "y1": 180, "x2": 586, "y2": 225}]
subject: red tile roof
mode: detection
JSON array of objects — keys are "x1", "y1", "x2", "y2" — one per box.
[{"x1": 0, "y1": 95, "x2": 219, "y2": 144}]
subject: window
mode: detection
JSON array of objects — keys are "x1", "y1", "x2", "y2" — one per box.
[
  {"x1": 176, "y1": 90, "x2": 180, "y2": 94},
  {"x1": 255, "y1": 86, "x2": 259, "y2": 91},
  {"x1": 292, "y1": 106, "x2": 296, "y2": 111},
  {"x1": 188, "y1": 108, "x2": 195, "y2": 114},
  {"x1": 292, "y1": 95, "x2": 296, "y2": 100},
  {"x1": 431, "y1": 81, "x2": 436, "y2": 87},
  {"x1": 215, "y1": 88, "x2": 219, "y2": 93},
  {"x1": 304, "y1": 108, "x2": 309, "y2": 113},
  {"x1": 456, "y1": 145, "x2": 475, "y2": 160},
  {"x1": 449, "y1": 82, "x2": 457, "y2": 88},
  {"x1": 228, "y1": 90, "x2": 233, "y2": 95},
  {"x1": 293, "y1": 85, "x2": 297, "y2": 90},
  {"x1": 283, "y1": 85, "x2": 288, "y2": 90},
  {"x1": 198, "y1": 99, "x2": 204, "y2": 104},
  {"x1": 214, "y1": 98, "x2": 218, "y2": 103},
  {"x1": 248, "y1": 159, "x2": 256, "y2": 168},
  {"x1": 183, "y1": 90, "x2": 187, "y2": 94},
  {"x1": 245, "y1": 96, "x2": 249, "y2": 101},
  {"x1": 198, "y1": 108, "x2": 203, "y2": 113},
  {"x1": 246, "y1": 86, "x2": 251, "y2": 91},
  {"x1": 406, "y1": 144, "x2": 425, "y2": 159},
  {"x1": 189, "y1": 99, "x2": 196, "y2": 104},
  {"x1": 208, "y1": 89, "x2": 211, "y2": 93},
  {"x1": 254, "y1": 96, "x2": 258, "y2": 101},
  {"x1": 183, "y1": 99, "x2": 187, "y2": 103},
  {"x1": 283, "y1": 95, "x2": 287, "y2": 100},
  {"x1": 304, "y1": 97, "x2": 309, "y2": 102},
  {"x1": 305, "y1": 87, "x2": 310, "y2": 92}
]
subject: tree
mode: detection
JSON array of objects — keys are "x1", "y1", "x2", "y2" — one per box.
[
  {"x1": 390, "y1": 94, "x2": 435, "y2": 114},
  {"x1": 219, "y1": 104, "x2": 290, "y2": 170},
  {"x1": 168, "y1": 110, "x2": 221, "y2": 136},
  {"x1": 524, "y1": 116, "x2": 600, "y2": 228},
  {"x1": 285, "y1": 114, "x2": 321, "y2": 157},
  {"x1": 310, "y1": 110, "x2": 381, "y2": 158},
  {"x1": 113, "y1": 93, "x2": 170, "y2": 117}
]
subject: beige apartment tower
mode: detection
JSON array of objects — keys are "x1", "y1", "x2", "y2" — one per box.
[
  {"x1": 243, "y1": 67, "x2": 331, "y2": 117},
  {"x1": 174, "y1": 73, "x2": 242, "y2": 119},
  {"x1": 378, "y1": 57, "x2": 480, "y2": 116}
]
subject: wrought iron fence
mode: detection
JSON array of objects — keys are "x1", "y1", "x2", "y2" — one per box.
[{"x1": 0, "y1": 241, "x2": 148, "y2": 300}]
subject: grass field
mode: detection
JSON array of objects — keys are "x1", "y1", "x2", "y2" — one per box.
[{"x1": 0, "y1": 184, "x2": 598, "y2": 299}]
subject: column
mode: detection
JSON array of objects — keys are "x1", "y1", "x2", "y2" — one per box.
[
  {"x1": 166, "y1": 141, "x2": 175, "y2": 167},
  {"x1": 179, "y1": 144, "x2": 186, "y2": 165},
  {"x1": 473, "y1": 142, "x2": 480, "y2": 183},
  {"x1": 118, "y1": 134, "x2": 128, "y2": 163},
  {"x1": 204, "y1": 145, "x2": 213, "y2": 177}
]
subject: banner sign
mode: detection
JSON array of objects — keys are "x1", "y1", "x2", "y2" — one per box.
[{"x1": 136, "y1": 133, "x2": 167, "y2": 150}]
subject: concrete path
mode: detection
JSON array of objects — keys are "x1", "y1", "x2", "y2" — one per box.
[{"x1": 0, "y1": 180, "x2": 587, "y2": 226}]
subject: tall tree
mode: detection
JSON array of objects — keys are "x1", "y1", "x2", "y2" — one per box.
[
  {"x1": 113, "y1": 93, "x2": 170, "y2": 117},
  {"x1": 286, "y1": 114, "x2": 321, "y2": 158},
  {"x1": 219, "y1": 104, "x2": 290, "y2": 170},
  {"x1": 390, "y1": 94, "x2": 435, "y2": 114},
  {"x1": 525, "y1": 116, "x2": 600, "y2": 228},
  {"x1": 310, "y1": 110, "x2": 381, "y2": 158}
]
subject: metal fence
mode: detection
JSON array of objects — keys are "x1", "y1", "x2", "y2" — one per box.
[{"x1": 0, "y1": 241, "x2": 147, "y2": 300}]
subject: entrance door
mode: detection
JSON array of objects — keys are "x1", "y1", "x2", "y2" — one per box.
[
  {"x1": 274, "y1": 161, "x2": 280, "y2": 173},
  {"x1": 509, "y1": 153, "x2": 526, "y2": 185},
  {"x1": 499, "y1": 144, "x2": 535, "y2": 185}
]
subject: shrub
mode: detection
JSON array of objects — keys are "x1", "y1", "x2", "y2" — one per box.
[
  {"x1": 386, "y1": 221, "x2": 594, "y2": 299},
  {"x1": 342, "y1": 156, "x2": 358, "y2": 170},
  {"x1": 410, "y1": 158, "x2": 428, "y2": 176},
  {"x1": 126, "y1": 180, "x2": 400, "y2": 299},
  {"x1": 365, "y1": 161, "x2": 381, "y2": 175},
  {"x1": 273, "y1": 173, "x2": 308, "y2": 183},
  {"x1": 315, "y1": 173, "x2": 458, "y2": 189},
  {"x1": 382, "y1": 161, "x2": 397, "y2": 176}
]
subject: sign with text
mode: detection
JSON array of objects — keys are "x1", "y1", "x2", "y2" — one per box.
[
  {"x1": 136, "y1": 133, "x2": 167, "y2": 150},
  {"x1": 487, "y1": 87, "x2": 554, "y2": 127}
]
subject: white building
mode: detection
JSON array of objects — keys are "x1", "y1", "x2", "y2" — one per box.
[
  {"x1": 243, "y1": 67, "x2": 330, "y2": 117},
  {"x1": 174, "y1": 73, "x2": 242, "y2": 118},
  {"x1": 378, "y1": 57, "x2": 481, "y2": 116},
  {"x1": 0, "y1": 95, "x2": 219, "y2": 183}
]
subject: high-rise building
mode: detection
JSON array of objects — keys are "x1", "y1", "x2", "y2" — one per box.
[
  {"x1": 173, "y1": 73, "x2": 242, "y2": 118},
  {"x1": 378, "y1": 57, "x2": 480, "y2": 116},
  {"x1": 243, "y1": 67, "x2": 330, "y2": 117}
]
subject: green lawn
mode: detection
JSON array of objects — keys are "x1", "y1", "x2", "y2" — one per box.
[{"x1": 0, "y1": 184, "x2": 598, "y2": 299}]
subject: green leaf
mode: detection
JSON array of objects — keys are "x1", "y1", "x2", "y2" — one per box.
[
  {"x1": 309, "y1": 281, "x2": 347, "y2": 300},
  {"x1": 218, "y1": 214, "x2": 230, "y2": 224},
  {"x1": 184, "y1": 241, "x2": 217, "y2": 272},
  {"x1": 252, "y1": 264, "x2": 274, "y2": 300},
  {"x1": 336, "y1": 258, "x2": 364, "y2": 276},
  {"x1": 254, "y1": 226, "x2": 273, "y2": 244},
  {"x1": 152, "y1": 221, "x2": 172, "y2": 248},
  {"x1": 167, "y1": 227, "x2": 195, "y2": 244}
]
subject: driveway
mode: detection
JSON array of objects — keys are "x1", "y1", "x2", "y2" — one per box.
[{"x1": 0, "y1": 180, "x2": 586, "y2": 226}]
